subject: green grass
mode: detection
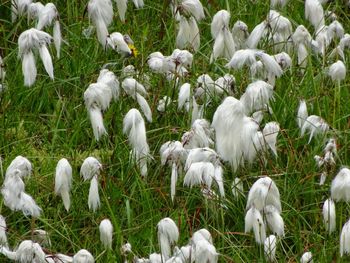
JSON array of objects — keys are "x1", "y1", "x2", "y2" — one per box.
[{"x1": 0, "y1": 0, "x2": 350, "y2": 262}]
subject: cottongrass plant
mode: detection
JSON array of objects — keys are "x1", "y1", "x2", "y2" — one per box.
[
  {"x1": 99, "y1": 219, "x2": 113, "y2": 249},
  {"x1": 157, "y1": 217, "x2": 179, "y2": 261},
  {"x1": 300, "y1": 251, "x2": 313, "y2": 263},
  {"x1": 54, "y1": 158, "x2": 73, "y2": 212},
  {"x1": 322, "y1": 198, "x2": 336, "y2": 234}
]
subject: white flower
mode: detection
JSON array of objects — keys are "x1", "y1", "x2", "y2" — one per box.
[
  {"x1": 246, "y1": 21, "x2": 268, "y2": 49},
  {"x1": 192, "y1": 228, "x2": 213, "y2": 244},
  {"x1": 55, "y1": 158, "x2": 73, "y2": 211},
  {"x1": 261, "y1": 122, "x2": 280, "y2": 156},
  {"x1": 157, "y1": 217, "x2": 179, "y2": 260},
  {"x1": 73, "y1": 249, "x2": 94, "y2": 263},
  {"x1": 182, "y1": 119, "x2": 214, "y2": 149},
  {"x1": 106, "y1": 32, "x2": 132, "y2": 56},
  {"x1": 331, "y1": 168, "x2": 350, "y2": 202},
  {"x1": 328, "y1": 60, "x2": 346, "y2": 82},
  {"x1": 184, "y1": 148, "x2": 219, "y2": 170},
  {"x1": 264, "y1": 205, "x2": 285, "y2": 237},
  {"x1": 178, "y1": 0, "x2": 205, "y2": 21},
  {"x1": 80, "y1": 157, "x2": 102, "y2": 181},
  {"x1": 264, "y1": 235, "x2": 277, "y2": 262},
  {"x1": 100, "y1": 219, "x2": 113, "y2": 249},
  {"x1": 323, "y1": 198, "x2": 336, "y2": 234},
  {"x1": 301, "y1": 115, "x2": 329, "y2": 143},
  {"x1": 121, "y1": 242, "x2": 132, "y2": 255},
  {"x1": 11, "y1": 0, "x2": 32, "y2": 22},
  {"x1": 245, "y1": 206, "x2": 266, "y2": 244},
  {"x1": 88, "y1": 0, "x2": 113, "y2": 47},
  {"x1": 300, "y1": 251, "x2": 313, "y2": 263},
  {"x1": 123, "y1": 109, "x2": 150, "y2": 177},
  {"x1": 246, "y1": 177, "x2": 281, "y2": 212}
]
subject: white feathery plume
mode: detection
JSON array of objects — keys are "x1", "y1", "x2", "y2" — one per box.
[
  {"x1": 231, "y1": 177, "x2": 243, "y2": 198},
  {"x1": 323, "y1": 198, "x2": 336, "y2": 234},
  {"x1": 32, "y1": 229, "x2": 51, "y2": 247},
  {"x1": 246, "y1": 176, "x2": 281, "y2": 212},
  {"x1": 264, "y1": 235, "x2": 277, "y2": 262},
  {"x1": 341, "y1": 219, "x2": 350, "y2": 257},
  {"x1": 328, "y1": 20, "x2": 344, "y2": 40},
  {"x1": 27, "y1": 2, "x2": 44, "y2": 21},
  {"x1": 88, "y1": 106, "x2": 107, "y2": 140},
  {"x1": 72, "y1": 249, "x2": 95, "y2": 263},
  {"x1": 1, "y1": 171, "x2": 25, "y2": 211},
  {"x1": 106, "y1": 32, "x2": 132, "y2": 56},
  {"x1": 184, "y1": 147, "x2": 219, "y2": 170},
  {"x1": 115, "y1": 0, "x2": 127, "y2": 22},
  {"x1": 214, "y1": 74, "x2": 235, "y2": 95},
  {"x1": 97, "y1": 69, "x2": 120, "y2": 100},
  {"x1": 88, "y1": 0, "x2": 113, "y2": 47},
  {"x1": 183, "y1": 162, "x2": 214, "y2": 189},
  {"x1": 240, "y1": 80, "x2": 274, "y2": 115},
  {"x1": 182, "y1": 119, "x2": 214, "y2": 149},
  {"x1": 214, "y1": 165, "x2": 225, "y2": 197},
  {"x1": 157, "y1": 217, "x2": 179, "y2": 261},
  {"x1": 191, "y1": 96, "x2": 204, "y2": 124},
  {"x1": 305, "y1": 0, "x2": 324, "y2": 31},
  {"x1": 136, "y1": 93, "x2": 152, "y2": 122},
  {"x1": 100, "y1": 219, "x2": 113, "y2": 249},
  {"x1": 232, "y1": 20, "x2": 249, "y2": 49},
  {"x1": 21, "y1": 51, "x2": 37, "y2": 86},
  {"x1": 262, "y1": 122, "x2": 280, "y2": 156},
  {"x1": 176, "y1": 16, "x2": 191, "y2": 50},
  {"x1": 193, "y1": 240, "x2": 218, "y2": 263},
  {"x1": 225, "y1": 49, "x2": 257, "y2": 69},
  {"x1": 0, "y1": 215, "x2": 8, "y2": 248},
  {"x1": 301, "y1": 251, "x2": 313, "y2": 263},
  {"x1": 147, "y1": 52, "x2": 168, "y2": 74},
  {"x1": 171, "y1": 49, "x2": 193, "y2": 68},
  {"x1": 19, "y1": 192, "x2": 42, "y2": 217},
  {"x1": 245, "y1": 206, "x2": 266, "y2": 244},
  {"x1": 38, "y1": 44, "x2": 54, "y2": 80},
  {"x1": 179, "y1": 0, "x2": 205, "y2": 21},
  {"x1": 11, "y1": 0, "x2": 33, "y2": 22},
  {"x1": 121, "y1": 77, "x2": 148, "y2": 97},
  {"x1": 273, "y1": 52, "x2": 292, "y2": 70},
  {"x1": 192, "y1": 228, "x2": 213, "y2": 244},
  {"x1": 328, "y1": 60, "x2": 346, "y2": 83},
  {"x1": 211, "y1": 26, "x2": 236, "y2": 63},
  {"x1": 54, "y1": 158, "x2": 73, "y2": 211},
  {"x1": 331, "y1": 167, "x2": 350, "y2": 202},
  {"x1": 178, "y1": 83, "x2": 191, "y2": 111},
  {"x1": 291, "y1": 25, "x2": 312, "y2": 68},
  {"x1": 246, "y1": 21, "x2": 268, "y2": 49},
  {"x1": 132, "y1": 0, "x2": 144, "y2": 8},
  {"x1": 211, "y1": 10, "x2": 230, "y2": 39},
  {"x1": 188, "y1": 16, "x2": 200, "y2": 51},
  {"x1": 123, "y1": 109, "x2": 150, "y2": 177},
  {"x1": 149, "y1": 253, "x2": 162, "y2": 262},
  {"x1": 53, "y1": 20, "x2": 62, "y2": 58},
  {"x1": 6, "y1": 155, "x2": 32, "y2": 178},
  {"x1": 297, "y1": 100, "x2": 308, "y2": 129},
  {"x1": 264, "y1": 205, "x2": 285, "y2": 237},
  {"x1": 301, "y1": 115, "x2": 329, "y2": 143},
  {"x1": 36, "y1": 3, "x2": 58, "y2": 29},
  {"x1": 255, "y1": 51, "x2": 283, "y2": 79},
  {"x1": 88, "y1": 175, "x2": 100, "y2": 212},
  {"x1": 195, "y1": 74, "x2": 216, "y2": 100},
  {"x1": 80, "y1": 157, "x2": 102, "y2": 181},
  {"x1": 339, "y1": 33, "x2": 350, "y2": 51},
  {"x1": 157, "y1": 96, "x2": 171, "y2": 112}
]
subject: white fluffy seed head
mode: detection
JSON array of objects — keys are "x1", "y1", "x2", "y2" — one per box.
[
  {"x1": 323, "y1": 198, "x2": 336, "y2": 234},
  {"x1": 73, "y1": 249, "x2": 94, "y2": 263},
  {"x1": 331, "y1": 167, "x2": 350, "y2": 202},
  {"x1": 99, "y1": 219, "x2": 113, "y2": 249},
  {"x1": 80, "y1": 157, "x2": 102, "y2": 181},
  {"x1": 55, "y1": 158, "x2": 73, "y2": 211},
  {"x1": 264, "y1": 235, "x2": 277, "y2": 262},
  {"x1": 157, "y1": 217, "x2": 179, "y2": 260},
  {"x1": 300, "y1": 251, "x2": 313, "y2": 263},
  {"x1": 328, "y1": 60, "x2": 346, "y2": 82}
]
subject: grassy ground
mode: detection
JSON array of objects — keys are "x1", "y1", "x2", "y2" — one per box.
[{"x1": 0, "y1": 0, "x2": 350, "y2": 262}]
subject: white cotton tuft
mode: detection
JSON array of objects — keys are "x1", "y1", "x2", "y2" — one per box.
[
  {"x1": 331, "y1": 168, "x2": 350, "y2": 202},
  {"x1": 38, "y1": 45, "x2": 54, "y2": 79},
  {"x1": 225, "y1": 49, "x2": 257, "y2": 69},
  {"x1": 256, "y1": 51, "x2": 283, "y2": 78},
  {"x1": 99, "y1": 219, "x2": 113, "y2": 249},
  {"x1": 73, "y1": 249, "x2": 95, "y2": 263},
  {"x1": 188, "y1": 16, "x2": 200, "y2": 51},
  {"x1": 88, "y1": 175, "x2": 100, "y2": 212},
  {"x1": 328, "y1": 60, "x2": 346, "y2": 82},
  {"x1": 178, "y1": 83, "x2": 191, "y2": 111},
  {"x1": 305, "y1": 0, "x2": 324, "y2": 30},
  {"x1": 193, "y1": 239, "x2": 218, "y2": 263},
  {"x1": 136, "y1": 93, "x2": 152, "y2": 122},
  {"x1": 300, "y1": 251, "x2": 313, "y2": 263},
  {"x1": 231, "y1": 177, "x2": 243, "y2": 198},
  {"x1": 176, "y1": 16, "x2": 191, "y2": 50},
  {"x1": 184, "y1": 162, "x2": 214, "y2": 189},
  {"x1": 115, "y1": 0, "x2": 127, "y2": 22},
  {"x1": 22, "y1": 51, "x2": 37, "y2": 87},
  {"x1": 6, "y1": 156, "x2": 32, "y2": 178},
  {"x1": 232, "y1": 20, "x2": 249, "y2": 49},
  {"x1": 301, "y1": 115, "x2": 329, "y2": 143},
  {"x1": 53, "y1": 20, "x2": 62, "y2": 58},
  {"x1": 106, "y1": 32, "x2": 132, "y2": 56},
  {"x1": 264, "y1": 235, "x2": 277, "y2": 262},
  {"x1": 97, "y1": 69, "x2": 120, "y2": 100},
  {"x1": 262, "y1": 122, "x2": 280, "y2": 156},
  {"x1": 246, "y1": 21, "x2": 267, "y2": 49},
  {"x1": 55, "y1": 158, "x2": 73, "y2": 211},
  {"x1": 323, "y1": 198, "x2": 336, "y2": 234},
  {"x1": 264, "y1": 205, "x2": 285, "y2": 237},
  {"x1": 80, "y1": 157, "x2": 102, "y2": 181},
  {"x1": 297, "y1": 100, "x2": 308, "y2": 129},
  {"x1": 0, "y1": 215, "x2": 8, "y2": 248},
  {"x1": 341, "y1": 219, "x2": 350, "y2": 257},
  {"x1": 245, "y1": 206, "x2": 266, "y2": 245},
  {"x1": 180, "y1": 0, "x2": 205, "y2": 21},
  {"x1": 123, "y1": 108, "x2": 150, "y2": 177},
  {"x1": 157, "y1": 217, "x2": 179, "y2": 260},
  {"x1": 171, "y1": 163, "x2": 178, "y2": 202},
  {"x1": 19, "y1": 192, "x2": 42, "y2": 217}
]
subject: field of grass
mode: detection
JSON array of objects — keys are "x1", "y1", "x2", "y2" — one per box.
[{"x1": 0, "y1": 0, "x2": 350, "y2": 262}]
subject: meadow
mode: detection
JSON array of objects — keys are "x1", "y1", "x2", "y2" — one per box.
[{"x1": 0, "y1": 0, "x2": 350, "y2": 262}]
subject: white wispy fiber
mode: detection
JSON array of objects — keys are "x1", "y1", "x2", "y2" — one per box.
[
  {"x1": 300, "y1": 115, "x2": 329, "y2": 143},
  {"x1": 247, "y1": 177, "x2": 281, "y2": 212},
  {"x1": 264, "y1": 205, "x2": 285, "y2": 237},
  {"x1": 0, "y1": 215, "x2": 8, "y2": 248},
  {"x1": 191, "y1": 96, "x2": 204, "y2": 124},
  {"x1": 121, "y1": 78, "x2": 152, "y2": 122},
  {"x1": 264, "y1": 235, "x2": 276, "y2": 262},
  {"x1": 193, "y1": 239, "x2": 218, "y2": 263},
  {"x1": 341, "y1": 219, "x2": 350, "y2": 257},
  {"x1": 273, "y1": 52, "x2": 292, "y2": 70},
  {"x1": 184, "y1": 162, "x2": 214, "y2": 190},
  {"x1": 182, "y1": 119, "x2": 214, "y2": 149},
  {"x1": 184, "y1": 147, "x2": 219, "y2": 171},
  {"x1": 106, "y1": 32, "x2": 132, "y2": 56},
  {"x1": 115, "y1": 0, "x2": 127, "y2": 22},
  {"x1": 88, "y1": 0, "x2": 113, "y2": 47},
  {"x1": 157, "y1": 96, "x2": 171, "y2": 112},
  {"x1": 300, "y1": 251, "x2": 313, "y2": 263},
  {"x1": 331, "y1": 167, "x2": 350, "y2": 202},
  {"x1": 178, "y1": 83, "x2": 191, "y2": 111},
  {"x1": 80, "y1": 157, "x2": 102, "y2": 180},
  {"x1": 240, "y1": 80, "x2": 274, "y2": 115},
  {"x1": 225, "y1": 49, "x2": 257, "y2": 69},
  {"x1": 305, "y1": 0, "x2": 324, "y2": 31},
  {"x1": 0, "y1": 56, "x2": 6, "y2": 83},
  {"x1": 232, "y1": 20, "x2": 249, "y2": 49},
  {"x1": 178, "y1": 0, "x2": 205, "y2": 21},
  {"x1": 261, "y1": 122, "x2": 280, "y2": 156},
  {"x1": 297, "y1": 100, "x2": 308, "y2": 129},
  {"x1": 214, "y1": 74, "x2": 235, "y2": 96},
  {"x1": 212, "y1": 96, "x2": 263, "y2": 171},
  {"x1": 245, "y1": 206, "x2": 266, "y2": 244},
  {"x1": 11, "y1": 0, "x2": 32, "y2": 22},
  {"x1": 246, "y1": 21, "x2": 268, "y2": 49},
  {"x1": 72, "y1": 249, "x2": 95, "y2": 263},
  {"x1": 255, "y1": 51, "x2": 283, "y2": 83},
  {"x1": 88, "y1": 175, "x2": 100, "y2": 212},
  {"x1": 323, "y1": 198, "x2": 336, "y2": 234},
  {"x1": 32, "y1": 229, "x2": 51, "y2": 247},
  {"x1": 291, "y1": 26, "x2": 312, "y2": 68},
  {"x1": 157, "y1": 217, "x2": 179, "y2": 261},
  {"x1": 176, "y1": 16, "x2": 200, "y2": 51},
  {"x1": 54, "y1": 158, "x2": 73, "y2": 211},
  {"x1": 328, "y1": 60, "x2": 346, "y2": 83},
  {"x1": 99, "y1": 219, "x2": 113, "y2": 249},
  {"x1": 0, "y1": 240, "x2": 46, "y2": 262},
  {"x1": 27, "y1": 2, "x2": 44, "y2": 21},
  {"x1": 18, "y1": 28, "x2": 54, "y2": 86},
  {"x1": 132, "y1": 0, "x2": 144, "y2": 8},
  {"x1": 6, "y1": 155, "x2": 32, "y2": 178},
  {"x1": 210, "y1": 10, "x2": 236, "y2": 62},
  {"x1": 160, "y1": 141, "x2": 187, "y2": 201},
  {"x1": 195, "y1": 74, "x2": 216, "y2": 100},
  {"x1": 123, "y1": 109, "x2": 150, "y2": 177}
]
